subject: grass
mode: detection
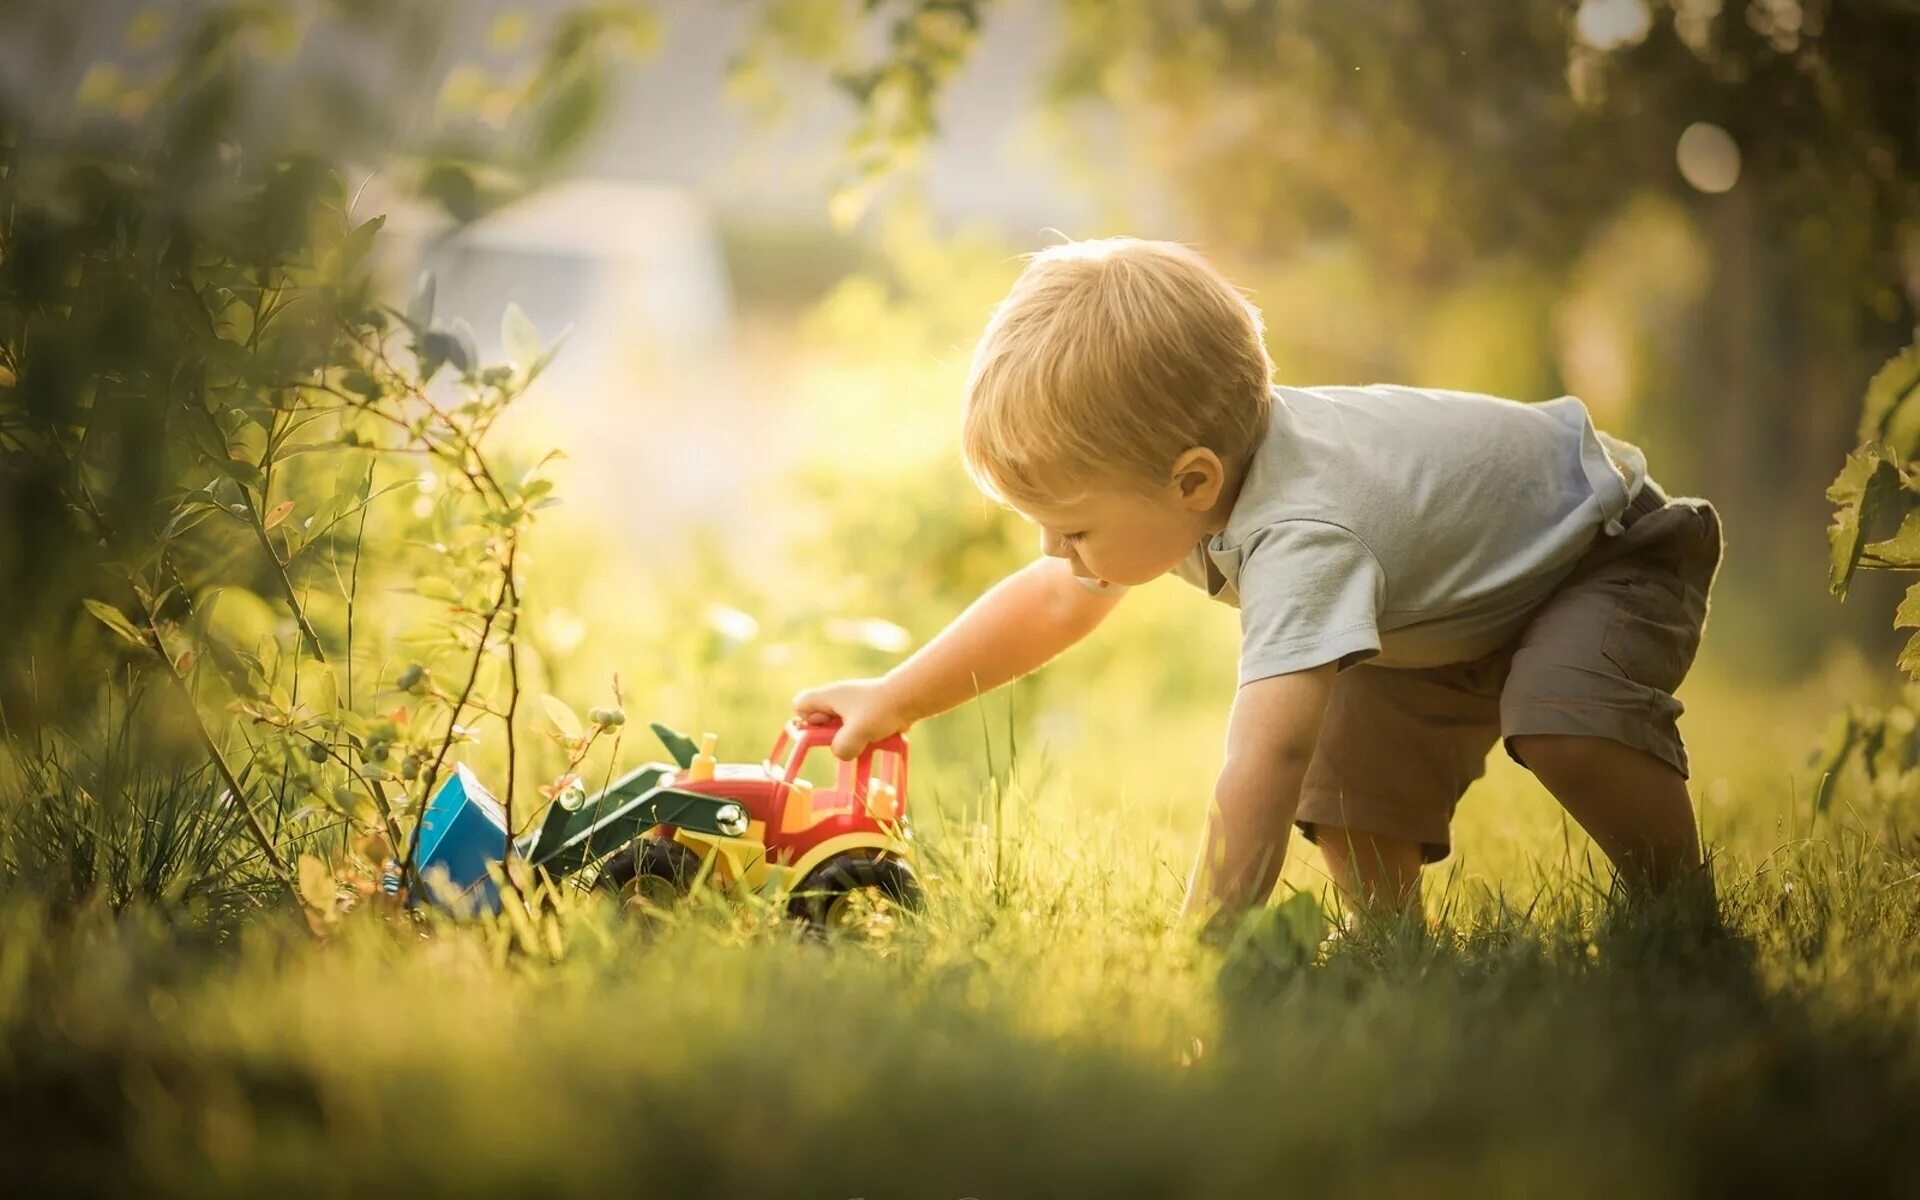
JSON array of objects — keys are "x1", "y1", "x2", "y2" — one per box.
[
  {"x1": 7, "y1": 659, "x2": 1920, "y2": 1198},
  {"x1": 0, "y1": 683, "x2": 281, "y2": 927}
]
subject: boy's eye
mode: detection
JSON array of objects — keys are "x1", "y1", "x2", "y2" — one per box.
[{"x1": 1061, "y1": 531, "x2": 1086, "y2": 544}]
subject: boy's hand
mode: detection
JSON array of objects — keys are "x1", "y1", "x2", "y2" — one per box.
[{"x1": 791, "y1": 677, "x2": 913, "y2": 761}]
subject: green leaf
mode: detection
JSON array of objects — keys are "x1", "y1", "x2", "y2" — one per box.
[
  {"x1": 214, "y1": 646, "x2": 268, "y2": 701},
  {"x1": 1858, "y1": 342, "x2": 1920, "y2": 458},
  {"x1": 212, "y1": 453, "x2": 266, "y2": 493},
  {"x1": 326, "y1": 213, "x2": 386, "y2": 279},
  {"x1": 415, "y1": 329, "x2": 456, "y2": 383},
  {"x1": 523, "y1": 326, "x2": 572, "y2": 387},
  {"x1": 83, "y1": 599, "x2": 149, "y2": 650},
  {"x1": 501, "y1": 302, "x2": 541, "y2": 368},
  {"x1": 1216, "y1": 892, "x2": 1330, "y2": 1000},
  {"x1": 163, "y1": 498, "x2": 222, "y2": 540},
  {"x1": 1899, "y1": 630, "x2": 1920, "y2": 682},
  {"x1": 447, "y1": 318, "x2": 478, "y2": 376},
  {"x1": 413, "y1": 576, "x2": 459, "y2": 602},
  {"x1": 407, "y1": 270, "x2": 437, "y2": 328},
  {"x1": 1859, "y1": 711, "x2": 1891, "y2": 779},
  {"x1": 541, "y1": 694, "x2": 584, "y2": 740},
  {"x1": 1866, "y1": 508, "x2": 1920, "y2": 569},
  {"x1": 1826, "y1": 448, "x2": 1904, "y2": 598},
  {"x1": 531, "y1": 69, "x2": 604, "y2": 170},
  {"x1": 421, "y1": 162, "x2": 482, "y2": 223},
  {"x1": 1809, "y1": 708, "x2": 1857, "y2": 811}
]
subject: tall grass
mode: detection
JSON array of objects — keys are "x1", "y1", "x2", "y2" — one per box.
[
  {"x1": 5, "y1": 697, "x2": 1920, "y2": 1196},
  {"x1": 0, "y1": 682, "x2": 277, "y2": 926}
]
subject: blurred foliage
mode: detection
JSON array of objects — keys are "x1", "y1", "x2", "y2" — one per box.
[
  {"x1": 0, "y1": 0, "x2": 654, "y2": 910},
  {"x1": 749, "y1": 0, "x2": 1920, "y2": 675},
  {"x1": 5, "y1": 9, "x2": 1920, "y2": 1182},
  {"x1": 0, "y1": 678, "x2": 280, "y2": 923},
  {"x1": 1814, "y1": 335, "x2": 1920, "y2": 803},
  {"x1": 728, "y1": 0, "x2": 985, "y2": 227},
  {"x1": 1827, "y1": 341, "x2": 1920, "y2": 619},
  {"x1": 1047, "y1": 0, "x2": 1920, "y2": 674},
  {"x1": 0, "y1": 0, "x2": 653, "y2": 716}
]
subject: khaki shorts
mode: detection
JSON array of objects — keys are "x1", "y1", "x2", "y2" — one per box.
[{"x1": 1295, "y1": 481, "x2": 1724, "y2": 862}]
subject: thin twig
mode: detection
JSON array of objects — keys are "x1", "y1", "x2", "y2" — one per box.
[
  {"x1": 399, "y1": 562, "x2": 515, "y2": 890},
  {"x1": 139, "y1": 609, "x2": 295, "y2": 896},
  {"x1": 501, "y1": 539, "x2": 522, "y2": 872}
]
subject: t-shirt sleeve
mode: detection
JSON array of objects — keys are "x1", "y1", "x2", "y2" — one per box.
[{"x1": 1234, "y1": 521, "x2": 1386, "y2": 686}]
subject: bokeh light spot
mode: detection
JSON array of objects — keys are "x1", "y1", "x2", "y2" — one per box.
[
  {"x1": 1575, "y1": 0, "x2": 1652, "y2": 50},
  {"x1": 1676, "y1": 121, "x2": 1741, "y2": 193}
]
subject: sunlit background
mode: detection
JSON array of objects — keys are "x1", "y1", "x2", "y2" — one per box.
[
  {"x1": 356, "y1": 0, "x2": 1917, "y2": 849},
  {"x1": 5, "y1": 0, "x2": 1917, "y2": 873},
  {"x1": 5, "y1": 5, "x2": 1920, "y2": 1190}
]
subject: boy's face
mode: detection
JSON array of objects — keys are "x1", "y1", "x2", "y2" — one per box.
[{"x1": 1013, "y1": 452, "x2": 1234, "y2": 588}]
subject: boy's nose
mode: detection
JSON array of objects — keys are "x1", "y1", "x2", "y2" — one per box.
[{"x1": 1040, "y1": 531, "x2": 1068, "y2": 559}]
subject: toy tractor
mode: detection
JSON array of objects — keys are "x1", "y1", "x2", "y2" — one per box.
[{"x1": 408, "y1": 717, "x2": 922, "y2": 933}]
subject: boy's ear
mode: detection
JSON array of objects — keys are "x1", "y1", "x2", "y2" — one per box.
[{"x1": 1171, "y1": 447, "x2": 1225, "y2": 508}]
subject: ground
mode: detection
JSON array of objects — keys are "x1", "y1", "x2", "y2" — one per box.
[{"x1": 5, "y1": 653, "x2": 1920, "y2": 1197}]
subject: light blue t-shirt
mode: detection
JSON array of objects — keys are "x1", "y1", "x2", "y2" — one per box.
[{"x1": 1163, "y1": 384, "x2": 1648, "y2": 685}]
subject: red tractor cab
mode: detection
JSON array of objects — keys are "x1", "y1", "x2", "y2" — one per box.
[{"x1": 595, "y1": 718, "x2": 921, "y2": 931}]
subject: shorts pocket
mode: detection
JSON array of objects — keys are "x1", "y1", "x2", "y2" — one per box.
[{"x1": 1600, "y1": 577, "x2": 1702, "y2": 694}]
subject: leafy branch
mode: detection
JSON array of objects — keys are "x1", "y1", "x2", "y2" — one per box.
[{"x1": 1813, "y1": 337, "x2": 1920, "y2": 806}]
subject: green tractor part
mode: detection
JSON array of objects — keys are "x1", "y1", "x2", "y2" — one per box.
[{"x1": 521, "y1": 764, "x2": 749, "y2": 879}]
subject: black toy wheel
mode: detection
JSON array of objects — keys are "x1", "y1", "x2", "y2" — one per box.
[
  {"x1": 787, "y1": 851, "x2": 922, "y2": 935},
  {"x1": 596, "y1": 835, "x2": 702, "y2": 912}
]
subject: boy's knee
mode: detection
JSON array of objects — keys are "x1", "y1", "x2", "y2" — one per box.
[
  {"x1": 1511, "y1": 733, "x2": 1685, "y2": 787},
  {"x1": 1509, "y1": 732, "x2": 1609, "y2": 779}
]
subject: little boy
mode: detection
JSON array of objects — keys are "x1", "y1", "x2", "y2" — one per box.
[{"x1": 792, "y1": 238, "x2": 1722, "y2": 930}]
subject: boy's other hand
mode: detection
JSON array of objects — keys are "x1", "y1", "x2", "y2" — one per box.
[{"x1": 791, "y1": 677, "x2": 912, "y2": 761}]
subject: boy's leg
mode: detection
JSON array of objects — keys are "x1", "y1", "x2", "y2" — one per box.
[
  {"x1": 1499, "y1": 490, "x2": 1722, "y2": 895},
  {"x1": 1506, "y1": 733, "x2": 1700, "y2": 891},
  {"x1": 1314, "y1": 827, "x2": 1425, "y2": 919},
  {"x1": 1297, "y1": 657, "x2": 1507, "y2": 923}
]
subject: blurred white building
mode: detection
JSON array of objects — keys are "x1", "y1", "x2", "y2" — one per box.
[
  {"x1": 371, "y1": 178, "x2": 765, "y2": 554},
  {"x1": 360, "y1": 0, "x2": 1160, "y2": 568}
]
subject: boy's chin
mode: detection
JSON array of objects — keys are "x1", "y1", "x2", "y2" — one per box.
[{"x1": 1091, "y1": 565, "x2": 1155, "y2": 588}]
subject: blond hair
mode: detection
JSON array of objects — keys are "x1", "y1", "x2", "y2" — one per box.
[{"x1": 961, "y1": 237, "x2": 1273, "y2": 508}]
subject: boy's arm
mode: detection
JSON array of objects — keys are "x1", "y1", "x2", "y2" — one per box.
[
  {"x1": 1179, "y1": 663, "x2": 1337, "y2": 937},
  {"x1": 882, "y1": 555, "x2": 1124, "y2": 723},
  {"x1": 794, "y1": 556, "x2": 1123, "y2": 759}
]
